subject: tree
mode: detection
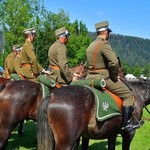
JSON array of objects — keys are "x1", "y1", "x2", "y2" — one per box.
[
  {"x1": 67, "y1": 20, "x2": 92, "y2": 67},
  {"x1": 0, "y1": 0, "x2": 91, "y2": 68},
  {"x1": 0, "y1": 0, "x2": 43, "y2": 64}
]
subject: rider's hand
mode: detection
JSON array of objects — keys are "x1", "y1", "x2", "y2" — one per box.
[
  {"x1": 72, "y1": 73, "x2": 81, "y2": 81},
  {"x1": 42, "y1": 69, "x2": 50, "y2": 75}
]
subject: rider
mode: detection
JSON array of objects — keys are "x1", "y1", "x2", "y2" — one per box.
[
  {"x1": 86, "y1": 20, "x2": 142, "y2": 133},
  {"x1": 13, "y1": 45, "x2": 25, "y2": 79},
  {"x1": 48, "y1": 26, "x2": 79, "y2": 88},
  {"x1": 20, "y1": 28, "x2": 49, "y2": 83},
  {"x1": 3, "y1": 45, "x2": 18, "y2": 78}
]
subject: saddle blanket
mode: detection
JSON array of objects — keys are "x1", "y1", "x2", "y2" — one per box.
[{"x1": 87, "y1": 86, "x2": 122, "y2": 121}]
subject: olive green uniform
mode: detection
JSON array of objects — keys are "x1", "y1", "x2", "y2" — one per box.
[
  {"x1": 48, "y1": 39, "x2": 73, "y2": 85},
  {"x1": 86, "y1": 36, "x2": 134, "y2": 106},
  {"x1": 13, "y1": 55, "x2": 24, "y2": 79},
  {"x1": 20, "y1": 40, "x2": 43, "y2": 82},
  {"x1": 3, "y1": 52, "x2": 16, "y2": 78}
]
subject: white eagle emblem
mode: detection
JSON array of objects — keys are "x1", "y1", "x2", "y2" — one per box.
[{"x1": 102, "y1": 102, "x2": 109, "y2": 111}]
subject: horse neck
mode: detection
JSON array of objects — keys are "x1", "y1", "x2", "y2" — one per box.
[
  {"x1": 72, "y1": 64, "x2": 87, "y2": 79},
  {"x1": 127, "y1": 79, "x2": 150, "y2": 106}
]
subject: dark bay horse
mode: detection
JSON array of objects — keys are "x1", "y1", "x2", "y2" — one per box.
[
  {"x1": 0, "y1": 80, "x2": 42, "y2": 149},
  {"x1": 37, "y1": 78, "x2": 150, "y2": 150},
  {"x1": 0, "y1": 64, "x2": 86, "y2": 149}
]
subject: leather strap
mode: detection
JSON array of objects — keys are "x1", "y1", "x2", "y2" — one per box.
[
  {"x1": 92, "y1": 42, "x2": 102, "y2": 70},
  {"x1": 21, "y1": 63, "x2": 31, "y2": 67},
  {"x1": 50, "y1": 65, "x2": 60, "y2": 70}
]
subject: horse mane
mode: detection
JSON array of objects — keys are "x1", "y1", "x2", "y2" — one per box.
[
  {"x1": 126, "y1": 78, "x2": 150, "y2": 85},
  {"x1": 127, "y1": 78, "x2": 150, "y2": 105},
  {"x1": 0, "y1": 83, "x2": 7, "y2": 93}
]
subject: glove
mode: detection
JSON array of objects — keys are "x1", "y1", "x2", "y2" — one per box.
[
  {"x1": 42, "y1": 69, "x2": 50, "y2": 75},
  {"x1": 72, "y1": 73, "x2": 81, "y2": 81}
]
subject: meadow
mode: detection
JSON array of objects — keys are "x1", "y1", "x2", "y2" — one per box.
[{"x1": 7, "y1": 106, "x2": 150, "y2": 150}]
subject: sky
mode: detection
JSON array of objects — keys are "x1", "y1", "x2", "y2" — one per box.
[{"x1": 43, "y1": 0, "x2": 150, "y2": 39}]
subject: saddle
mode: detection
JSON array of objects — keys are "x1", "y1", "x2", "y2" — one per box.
[
  {"x1": 9, "y1": 73, "x2": 55, "y2": 98},
  {"x1": 71, "y1": 79, "x2": 123, "y2": 121}
]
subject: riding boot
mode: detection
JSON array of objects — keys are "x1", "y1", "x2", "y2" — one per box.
[{"x1": 122, "y1": 106, "x2": 144, "y2": 133}]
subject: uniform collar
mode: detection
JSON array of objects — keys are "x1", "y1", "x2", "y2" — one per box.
[
  {"x1": 96, "y1": 36, "x2": 105, "y2": 41},
  {"x1": 56, "y1": 39, "x2": 64, "y2": 45},
  {"x1": 25, "y1": 39, "x2": 32, "y2": 43}
]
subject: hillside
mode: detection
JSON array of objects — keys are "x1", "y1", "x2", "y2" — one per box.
[{"x1": 88, "y1": 32, "x2": 150, "y2": 67}]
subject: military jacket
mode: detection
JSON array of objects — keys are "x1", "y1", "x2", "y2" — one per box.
[
  {"x1": 21, "y1": 40, "x2": 43, "y2": 74},
  {"x1": 48, "y1": 40, "x2": 73, "y2": 84},
  {"x1": 14, "y1": 55, "x2": 22, "y2": 76},
  {"x1": 86, "y1": 36, "x2": 119, "y2": 80},
  {"x1": 4, "y1": 52, "x2": 16, "y2": 77}
]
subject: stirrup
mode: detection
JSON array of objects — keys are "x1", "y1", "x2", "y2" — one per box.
[{"x1": 122, "y1": 119, "x2": 144, "y2": 133}]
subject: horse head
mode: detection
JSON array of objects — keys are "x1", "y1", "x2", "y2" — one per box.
[
  {"x1": 125, "y1": 78, "x2": 150, "y2": 121},
  {"x1": 127, "y1": 78, "x2": 150, "y2": 106},
  {"x1": 72, "y1": 62, "x2": 87, "y2": 79}
]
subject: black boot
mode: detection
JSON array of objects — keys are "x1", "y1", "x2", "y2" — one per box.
[{"x1": 122, "y1": 106, "x2": 144, "y2": 133}]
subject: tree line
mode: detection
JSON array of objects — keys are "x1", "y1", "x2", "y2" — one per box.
[{"x1": 0, "y1": 0, "x2": 150, "y2": 77}]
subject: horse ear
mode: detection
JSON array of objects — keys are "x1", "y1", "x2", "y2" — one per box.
[
  {"x1": 80, "y1": 61, "x2": 84, "y2": 66},
  {"x1": 79, "y1": 61, "x2": 87, "y2": 69},
  {"x1": 117, "y1": 57, "x2": 121, "y2": 67},
  {"x1": 83, "y1": 61, "x2": 87, "y2": 68}
]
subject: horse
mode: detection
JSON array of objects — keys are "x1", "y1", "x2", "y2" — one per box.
[
  {"x1": 0, "y1": 64, "x2": 86, "y2": 149},
  {"x1": 0, "y1": 80, "x2": 42, "y2": 149},
  {"x1": 81, "y1": 78, "x2": 150, "y2": 150},
  {"x1": 0, "y1": 77, "x2": 27, "y2": 136},
  {"x1": 36, "y1": 78, "x2": 150, "y2": 150}
]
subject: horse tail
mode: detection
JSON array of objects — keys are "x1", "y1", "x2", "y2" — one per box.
[{"x1": 37, "y1": 93, "x2": 54, "y2": 150}]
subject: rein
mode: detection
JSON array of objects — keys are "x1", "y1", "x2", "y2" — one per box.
[{"x1": 144, "y1": 106, "x2": 150, "y2": 114}]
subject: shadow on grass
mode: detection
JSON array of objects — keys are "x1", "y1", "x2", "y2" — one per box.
[
  {"x1": 78, "y1": 138, "x2": 122, "y2": 150},
  {"x1": 8, "y1": 120, "x2": 122, "y2": 150},
  {"x1": 7, "y1": 120, "x2": 37, "y2": 150}
]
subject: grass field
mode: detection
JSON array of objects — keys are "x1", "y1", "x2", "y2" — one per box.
[{"x1": 7, "y1": 106, "x2": 150, "y2": 150}]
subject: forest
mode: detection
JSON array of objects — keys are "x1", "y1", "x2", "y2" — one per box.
[{"x1": 0, "y1": 0, "x2": 150, "y2": 77}]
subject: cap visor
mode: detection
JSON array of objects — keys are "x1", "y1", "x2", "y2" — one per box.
[{"x1": 108, "y1": 28, "x2": 112, "y2": 32}]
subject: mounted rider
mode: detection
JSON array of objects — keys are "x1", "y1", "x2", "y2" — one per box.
[
  {"x1": 86, "y1": 20, "x2": 143, "y2": 133},
  {"x1": 13, "y1": 45, "x2": 25, "y2": 79},
  {"x1": 48, "y1": 26, "x2": 80, "y2": 88},
  {"x1": 3, "y1": 45, "x2": 18, "y2": 78},
  {"x1": 20, "y1": 28, "x2": 49, "y2": 83}
]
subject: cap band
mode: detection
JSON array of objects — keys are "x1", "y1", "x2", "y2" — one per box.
[
  {"x1": 58, "y1": 30, "x2": 70, "y2": 37},
  {"x1": 24, "y1": 29, "x2": 36, "y2": 34},
  {"x1": 97, "y1": 27, "x2": 109, "y2": 32},
  {"x1": 16, "y1": 47, "x2": 22, "y2": 51}
]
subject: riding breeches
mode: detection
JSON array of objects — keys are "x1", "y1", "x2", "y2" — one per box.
[{"x1": 105, "y1": 78, "x2": 134, "y2": 107}]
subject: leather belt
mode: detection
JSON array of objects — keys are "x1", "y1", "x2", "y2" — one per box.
[
  {"x1": 88, "y1": 68, "x2": 105, "y2": 71},
  {"x1": 21, "y1": 63, "x2": 31, "y2": 67},
  {"x1": 50, "y1": 65, "x2": 60, "y2": 70}
]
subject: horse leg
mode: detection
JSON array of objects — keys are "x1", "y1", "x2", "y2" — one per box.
[
  {"x1": 18, "y1": 120, "x2": 24, "y2": 135},
  {"x1": 82, "y1": 137, "x2": 89, "y2": 150},
  {"x1": 0, "y1": 129, "x2": 11, "y2": 150},
  {"x1": 122, "y1": 131, "x2": 135, "y2": 150},
  {"x1": 108, "y1": 136, "x2": 117, "y2": 150},
  {"x1": 75, "y1": 137, "x2": 81, "y2": 149},
  {"x1": 0, "y1": 140, "x2": 8, "y2": 150}
]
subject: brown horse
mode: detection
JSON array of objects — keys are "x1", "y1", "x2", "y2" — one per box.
[
  {"x1": 0, "y1": 80, "x2": 42, "y2": 149},
  {"x1": 0, "y1": 64, "x2": 86, "y2": 149},
  {"x1": 37, "y1": 78, "x2": 150, "y2": 150},
  {"x1": 0, "y1": 77, "x2": 29, "y2": 136}
]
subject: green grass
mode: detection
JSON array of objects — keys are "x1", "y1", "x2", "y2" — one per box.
[{"x1": 7, "y1": 106, "x2": 150, "y2": 150}]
